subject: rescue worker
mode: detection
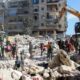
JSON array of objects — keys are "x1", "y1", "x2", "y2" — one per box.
[{"x1": 47, "y1": 42, "x2": 53, "y2": 60}]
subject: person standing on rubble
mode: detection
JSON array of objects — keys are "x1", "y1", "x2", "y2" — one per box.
[
  {"x1": 40, "y1": 43, "x2": 44, "y2": 56},
  {"x1": 47, "y1": 42, "x2": 53, "y2": 60},
  {"x1": 20, "y1": 50, "x2": 24, "y2": 71},
  {"x1": 14, "y1": 56, "x2": 20, "y2": 70},
  {"x1": 12, "y1": 43, "x2": 16, "y2": 59},
  {"x1": 29, "y1": 41, "x2": 33, "y2": 58}
]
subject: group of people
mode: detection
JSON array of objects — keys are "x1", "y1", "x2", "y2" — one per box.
[
  {"x1": 39, "y1": 37, "x2": 77, "y2": 60},
  {"x1": 0, "y1": 38, "x2": 17, "y2": 59},
  {"x1": 28, "y1": 41, "x2": 53, "y2": 60},
  {"x1": 0, "y1": 36, "x2": 77, "y2": 61},
  {"x1": 40, "y1": 42, "x2": 53, "y2": 60},
  {"x1": 57, "y1": 38, "x2": 76, "y2": 54}
]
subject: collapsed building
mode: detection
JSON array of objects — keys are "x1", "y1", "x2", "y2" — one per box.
[{"x1": 32, "y1": 0, "x2": 67, "y2": 38}]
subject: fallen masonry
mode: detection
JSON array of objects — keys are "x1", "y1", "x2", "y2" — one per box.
[{"x1": 0, "y1": 35, "x2": 80, "y2": 80}]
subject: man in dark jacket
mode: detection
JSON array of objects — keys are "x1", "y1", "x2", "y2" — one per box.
[{"x1": 47, "y1": 42, "x2": 53, "y2": 60}]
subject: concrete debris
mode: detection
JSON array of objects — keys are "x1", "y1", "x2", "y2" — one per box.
[{"x1": 0, "y1": 35, "x2": 80, "y2": 80}]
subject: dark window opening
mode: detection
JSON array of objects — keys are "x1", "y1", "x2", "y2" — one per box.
[
  {"x1": 34, "y1": 16, "x2": 38, "y2": 20},
  {"x1": 41, "y1": 7, "x2": 44, "y2": 10},
  {"x1": 41, "y1": 0, "x2": 44, "y2": 2}
]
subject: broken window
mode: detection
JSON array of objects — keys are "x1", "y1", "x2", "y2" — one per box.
[
  {"x1": 47, "y1": 13, "x2": 49, "y2": 19},
  {"x1": 41, "y1": 7, "x2": 44, "y2": 11},
  {"x1": 41, "y1": 23, "x2": 44, "y2": 26},
  {"x1": 34, "y1": 8, "x2": 39, "y2": 12},
  {"x1": 34, "y1": 16, "x2": 38, "y2": 20}
]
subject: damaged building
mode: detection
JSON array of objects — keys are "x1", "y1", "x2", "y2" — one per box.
[
  {"x1": 32, "y1": 0, "x2": 67, "y2": 38},
  {"x1": 0, "y1": 0, "x2": 5, "y2": 31},
  {"x1": 4, "y1": 0, "x2": 33, "y2": 35},
  {"x1": 0, "y1": 0, "x2": 67, "y2": 38}
]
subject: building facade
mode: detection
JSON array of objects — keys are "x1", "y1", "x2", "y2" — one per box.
[
  {"x1": 5, "y1": 0, "x2": 33, "y2": 35},
  {"x1": 32, "y1": 0, "x2": 67, "y2": 38},
  {"x1": 0, "y1": 0, "x2": 5, "y2": 31},
  {"x1": 0, "y1": 0, "x2": 67, "y2": 37}
]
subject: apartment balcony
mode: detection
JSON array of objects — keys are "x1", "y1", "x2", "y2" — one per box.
[
  {"x1": 16, "y1": 12, "x2": 29, "y2": 17},
  {"x1": 8, "y1": 21, "x2": 23, "y2": 25},
  {"x1": 7, "y1": 29, "x2": 24, "y2": 32},
  {"x1": 33, "y1": 10, "x2": 39, "y2": 14},
  {"x1": 47, "y1": 0, "x2": 60, "y2": 6},
  {"x1": 47, "y1": 0, "x2": 60, "y2": 3},
  {"x1": 46, "y1": 23, "x2": 58, "y2": 28},
  {"x1": 8, "y1": 1, "x2": 29, "y2": 8},
  {"x1": 47, "y1": 11, "x2": 59, "y2": 17},
  {"x1": 46, "y1": 18, "x2": 58, "y2": 24},
  {"x1": 6, "y1": 29, "x2": 24, "y2": 34},
  {"x1": 6, "y1": 25, "x2": 25, "y2": 33}
]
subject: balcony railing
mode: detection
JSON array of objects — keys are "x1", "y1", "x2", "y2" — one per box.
[
  {"x1": 47, "y1": 0, "x2": 60, "y2": 3},
  {"x1": 46, "y1": 17, "x2": 58, "y2": 23},
  {"x1": 8, "y1": 21, "x2": 23, "y2": 25}
]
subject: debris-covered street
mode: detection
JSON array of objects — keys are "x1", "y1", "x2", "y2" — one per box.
[{"x1": 0, "y1": 35, "x2": 80, "y2": 80}]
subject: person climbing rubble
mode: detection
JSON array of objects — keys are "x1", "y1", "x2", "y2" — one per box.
[
  {"x1": 14, "y1": 56, "x2": 20, "y2": 70},
  {"x1": 47, "y1": 42, "x2": 53, "y2": 60},
  {"x1": 12, "y1": 43, "x2": 16, "y2": 59},
  {"x1": 40, "y1": 43, "x2": 44, "y2": 56},
  {"x1": 20, "y1": 50, "x2": 25, "y2": 71},
  {"x1": 29, "y1": 41, "x2": 33, "y2": 58}
]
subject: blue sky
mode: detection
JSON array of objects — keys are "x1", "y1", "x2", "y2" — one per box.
[{"x1": 66, "y1": 0, "x2": 80, "y2": 35}]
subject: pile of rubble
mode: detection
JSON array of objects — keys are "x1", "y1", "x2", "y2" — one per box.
[{"x1": 0, "y1": 35, "x2": 80, "y2": 80}]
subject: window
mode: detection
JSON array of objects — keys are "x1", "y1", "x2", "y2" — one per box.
[
  {"x1": 59, "y1": 3, "x2": 61, "y2": 6},
  {"x1": 19, "y1": 1, "x2": 29, "y2": 7},
  {"x1": 34, "y1": 26, "x2": 38, "y2": 28},
  {"x1": 47, "y1": 13, "x2": 49, "y2": 18},
  {"x1": 24, "y1": 11, "x2": 29, "y2": 14},
  {"x1": 56, "y1": 6, "x2": 58, "y2": 10},
  {"x1": 9, "y1": 2, "x2": 18, "y2": 8},
  {"x1": 41, "y1": 0, "x2": 44, "y2": 2},
  {"x1": 41, "y1": 7, "x2": 44, "y2": 10},
  {"x1": 33, "y1": 0, "x2": 39, "y2": 4},
  {"x1": 34, "y1": 16, "x2": 38, "y2": 20},
  {"x1": 41, "y1": 23, "x2": 44, "y2": 26},
  {"x1": 46, "y1": 13, "x2": 52, "y2": 19},
  {"x1": 8, "y1": 9, "x2": 17, "y2": 16},
  {"x1": 34, "y1": 8, "x2": 39, "y2": 12}
]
